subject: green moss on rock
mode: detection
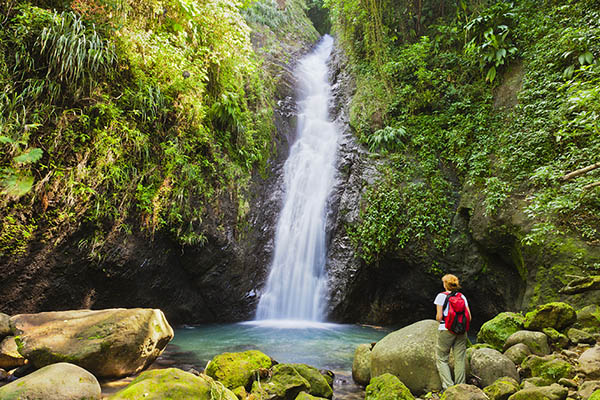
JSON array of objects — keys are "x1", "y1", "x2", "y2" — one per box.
[
  {"x1": 542, "y1": 328, "x2": 569, "y2": 349},
  {"x1": 521, "y1": 355, "x2": 573, "y2": 383},
  {"x1": 365, "y1": 373, "x2": 415, "y2": 400},
  {"x1": 576, "y1": 305, "x2": 600, "y2": 332},
  {"x1": 205, "y1": 350, "x2": 272, "y2": 390},
  {"x1": 483, "y1": 376, "x2": 519, "y2": 400},
  {"x1": 251, "y1": 364, "x2": 310, "y2": 400},
  {"x1": 524, "y1": 302, "x2": 576, "y2": 331},
  {"x1": 291, "y1": 364, "x2": 333, "y2": 399},
  {"x1": 296, "y1": 391, "x2": 328, "y2": 400},
  {"x1": 477, "y1": 312, "x2": 525, "y2": 350},
  {"x1": 589, "y1": 390, "x2": 600, "y2": 400}
]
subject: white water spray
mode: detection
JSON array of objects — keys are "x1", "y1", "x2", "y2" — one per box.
[{"x1": 255, "y1": 35, "x2": 338, "y2": 322}]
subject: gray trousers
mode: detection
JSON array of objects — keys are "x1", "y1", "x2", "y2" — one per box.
[{"x1": 436, "y1": 329, "x2": 467, "y2": 390}]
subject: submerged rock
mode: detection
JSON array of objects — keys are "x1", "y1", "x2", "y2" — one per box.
[
  {"x1": 365, "y1": 373, "x2": 415, "y2": 400},
  {"x1": 483, "y1": 376, "x2": 520, "y2": 400},
  {"x1": 352, "y1": 343, "x2": 372, "y2": 386},
  {"x1": 503, "y1": 330, "x2": 550, "y2": 356},
  {"x1": 477, "y1": 312, "x2": 525, "y2": 351},
  {"x1": 205, "y1": 350, "x2": 273, "y2": 390},
  {"x1": 10, "y1": 308, "x2": 173, "y2": 378},
  {"x1": 109, "y1": 368, "x2": 237, "y2": 400},
  {"x1": 470, "y1": 348, "x2": 519, "y2": 387},
  {"x1": 0, "y1": 336, "x2": 26, "y2": 370},
  {"x1": 524, "y1": 302, "x2": 576, "y2": 331},
  {"x1": 0, "y1": 362, "x2": 101, "y2": 399}
]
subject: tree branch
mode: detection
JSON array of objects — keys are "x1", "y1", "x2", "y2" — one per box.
[
  {"x1": 583, "y1": 181, "x2": 600, "y2": 190},
  {"x1": 559, "y1": 275, "x2": 600, "y2": 294},
  {"x1": 561, "y1": 163, "x2": 600, "y2": 181}
]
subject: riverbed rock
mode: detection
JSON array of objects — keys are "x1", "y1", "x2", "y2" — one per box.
[
  {"x1": 578, "y1": 346, "x2": 600, "y2": 379},
  {"x1": 0, "y1": 313, "x2": 10, "y2": 340},
  {"x1": 503, "y1": 343, "x2": 531, "y2": 365},
  {"x1": 109, "y1": 368, "x2": 237, "y2": 400},
  {"x1": 290, "y1": 364, "x2": 333, "y2": 399},
  {"x1": 470, "y1": 348, "x2": 518, "y2": 387},
  {"x1": 365, "y1": 373, "x2": 415, "y2": 400},
  {"x1": 296, "y1": 392, "x2": 328, "y2": 400},
  {"x1": 507, "y1": 383, "x2": 568, "y2": 400},
  {"x1": 503, "y1": 330, "x2": 550, "y2": 355},
  {"x1": 521, "y1": 354, "x2": 574, "y2": 382},
  {"x1": 352, "y1": 343, "x2": 372, "y2": 386},
  {"x1": 477, "y1": 312, "x2": 525, "y2": 351},
  {"x1": 205, "y1": 350, "x2": 273, "y2": 390},
  {"x1": 0, "y1": 336, "x2": 26, "y2": 370},
  {"x1": 483, "y1": 376, "x2": 520, "y2": 400},
  {"x1": 579, "y1": 381, "x2": 600, "y2": 399},
  {"x1": 567, "y1": 327, "x2": 595, "y2": 345},
  {"x1": 590, "y1": 390, "x2": 600, "y2": 400},
  {"x1": 371, "y1": 320, "x2": 447, "y2": 394},
  {"x1": 0, "y1": 362, "x2": 101, "y2": 399},
  {"x1": 577, "y1": 305, "x2": 600, "y2": 332},
  {"x1": 251, "y1": 363, "x2": 311, "y2": 400},
  {"x1": 524, "y1": 302, "x2": 577, "y2": 331},
  {"x1": 10, "y1": 308, "x2": 173, "y2": 378},
  {"x1": 441, "y1": 384, "x2": 488, "y2": 400},
  {"x1": 543, "y1": 328, "x2": 570, "y2": 349}
]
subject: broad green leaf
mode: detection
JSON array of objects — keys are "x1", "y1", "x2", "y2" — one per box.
[
  {"x1": 584, "y1": 51, "x2": 593, "y2": 65},
  {"x1": 14, "y1": 148, "x2": 43, "y2": 164},
  {"x1": 486, "y1": 66, "x2": 497, "y2": 82},
  {"x1": 2, "y1": 174, "x2": 34, "y2": 198},
  {"x1": 0, "y1": 136, "x2": 14, "y2": 144}
]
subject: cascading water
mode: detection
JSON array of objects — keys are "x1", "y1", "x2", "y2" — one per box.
[{"x1": 255, "y1": 35, "x2": 338, "y2": 322}]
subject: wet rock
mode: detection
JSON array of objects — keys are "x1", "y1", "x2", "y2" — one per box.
[
  {"x1": 352, "y1": 343, "x2": 372, "y2": 386},
  {"x1": 470, "y1": 348, "x2": 519, "y2": 387},
  {"x1": 477, "y1": 312, "x2": 525, "y2": 351},
  {"x1": 205, "y1": 350, "x2": 272, "y2": 390},
  {"x1": 0, "y1": 336, "x2": 26, "y2": 370},
  {"x1": 524, "y1": 302, "x2": 577, "y2": 331},
  {"x1": 251, "y1": 364, "x2": 311, "y2": 400},
  {"x1": 10, "y1": 308, "x2": 173, "y2": 378},
  {"x1": 365, "y1": 373, "x2": 415, "y2": 400},
  {"x1": 0, "y1": 362, "x2": 100, "y2": 399},
  {"x1": 290, "y1": 364, "x2": 333, "y2": 399},
  {"x1": 109, "y1": 368, "x2": 237, "y2": 400},
  {"x1": 0, "y1": 368, "x2": 8, "y2": 381},
  {"x1": 441, "y1": 384, "x2": 487, "y2": 400},
  {"x1": 503, "y1": 343, "x2": 531, "y2": 365},
  {"x1": 578, "y1": 346, "x2": 600, "y2": 379},
  {"x1": 567, "y1": 327, "x2": 595, "y2": 345},
  {"x1": 507, "y1": 383, "x2": 567, "y2": 400},
  {"x1": 504, "y1": 330, "x2": 550, "y2": 356},
  {"x1": 320, "y1": 369, "x2": 334, "y2": 388},
  {"x1": 521, "y1": 354, "x2": 574, "y2": 382},
  {"x1": 483, "y1": 376, "x2": 520, "y2": 400}
]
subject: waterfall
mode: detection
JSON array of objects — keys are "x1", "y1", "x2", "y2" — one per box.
[{"x1": 255, "y1": 35, "x2": 338, "y2": 322}]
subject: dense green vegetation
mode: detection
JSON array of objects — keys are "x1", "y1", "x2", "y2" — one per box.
[
  {"x1": 0, "y1": 0, "x2": 316, "y2": 258},
  {"x1": 326, "y1": 0, "x2": 600, "y2": 265}
]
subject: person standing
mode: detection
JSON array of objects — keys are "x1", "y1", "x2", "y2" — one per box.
[{"x1": 434, "y1": 274, "x2": 471, "y2": 390}]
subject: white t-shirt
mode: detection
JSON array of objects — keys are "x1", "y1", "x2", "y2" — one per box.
[{"x1": 434, "y1": 292, "x2": 469, "y2": 331}]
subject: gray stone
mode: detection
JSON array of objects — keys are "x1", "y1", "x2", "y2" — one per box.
[
  {"x1": 0, "y1": 362, "x2": 101, "y2": 399},
  {"x1": 567, "y1": 328, "x2": 595, "y2": 345},
  {"x1": 579, "y1": 381, "x2": 600, "y2": 399},
  {"x1": 482, "y1": 376, "x2": 520, "y2": 400},
  {"x1": 470, "y1": 347, "x2": 518, "y2": 387},
  {"x1": 508, "y1": 383, "x2": 568, "y2": 400},
  {"x1": 503, "y1": 343, "x2": 531, "y2": 365},
  {"x1": 579, "y1": 346, "x2": 600, "y2": 379},
  {"x1": 577, "y1": 305, "x2": 600, "y2": 332},
  {"x1": 352, "y1": 343, "x2": 372, "y2": 386},
  {"x1": 441, "y1": 384, "x2": 488, "y2": 400},
  {"x1": 504, "y1": 330, "x2": 550, "y2": 356},
  {"x1": 0, "y1": 313, "x2": 10, "y2": 339}
]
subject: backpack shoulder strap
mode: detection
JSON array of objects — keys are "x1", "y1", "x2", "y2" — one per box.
[{"x1": 441, "y1": 291, "x2": 455, "y2": 313}]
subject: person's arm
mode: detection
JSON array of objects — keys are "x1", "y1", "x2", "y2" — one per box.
[{"x1": 436, "y1": 304, "x2": 443, "y2": 322}]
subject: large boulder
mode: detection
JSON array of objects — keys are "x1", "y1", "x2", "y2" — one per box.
[
  {"x1": 352, "y1": 343, "x2": 372, "y2": 386},
  {"x1": 0, "y1": 362, "x2": 101, "y2": 399},
  {"x1": 440, "y1": 384, "x2": 488, "y2": 400},
  {"x1": 0, "y1": 336, "x2": 26, "y2": 370},
  {"x1": 524, "y1": 302, "x2": 576, "y2": 331},
  {"x1": 577, "y1": 305, "x2": 600, "y2": 332},
  {"x1": 10, "y1": 308, "x2": 173, "y2": 378},
  {"x1": 470, "y1": 348, "x2": 518, "y2": 387},
  {"x1": 365, "y1": 373, "x2": 415, "y2": 400},
  {"x1": 251, "y1": 364, "x2": 311, "y2": 400},
  {"x1": 503, "y1": 330, "x2": 550, "y2": 356},
  {"x1": 0, "y1": 313, "x2": 10, "y2": 340},
  {"x1": 290, "y1": 364, "x2": 333, "y2": 399},
  {"x1": 507, "y1": 383, "x2": 567, "y2": 400},
  {"x1": 578, "y1": 346, "x2": 600, "y2": 379},
  {"x1": 109, "y1": 368, "x2": 237, "y2": 400},
  {"x1": 371, "y1": 320, "x2": 447, "y2": 394},
  {"x1": 205, "y1": 350, "x2": 272, "y2": 390},
  {"x1": 477, "y1": 312, "x2": 525, "y2": 351},
  {"x1": 521, "y1": 354, "x2": 574, "y2": 382},
  {"x1": 503, "y1": 343, "x2": 531, "y2": 365},
  {"x1": 483, "y1": 376, "x2": 520, "y2": 400}
]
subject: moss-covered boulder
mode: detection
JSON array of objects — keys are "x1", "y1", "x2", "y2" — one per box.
[
  {"x1": 507, "y1": 383, "x2": 567, "y2": 400},
  {"x1": 578, "y1": 346, "x2": 600, "y2": 379},
  {"x1": 352, "y1": 343, "x2": 372, "y2": 386},
  {"x1": 577, "y1": 305, "x2": 600, "y2": 332},
  {"x1": 524, "y1": 302, "x2": 576, "y2": 331},
  {"x1": 440, "y1": 384, "x2": 487, "y2": 400},
  {"x1": 0, "y1": 336, "x2": 26, "y2": 370},
  {"x1": 290, "y1": 364, "x2": 332, "y2": 399},
  {"x1": 503, "y1": 343, "x2": 531, "y2": 365},
  {"x1": 365, "y1": 373, "x2": 415, "y2": 400},
  {"x1": 251, "y1": 364, "x2": 311, "y2": 400},
  {"x1": 503, "y1": 330, "x2": 550, "y2": 356},
  {"x1": 0, "y1": 313, "x2": 10, "y2": 340},
  {"x1": 0, "y1": 362, "x2": 101, "y2": 399},
  {"x1": 296, "y1": 392, "x2": 328, "y2": 400},
  {"x1": 521, "y1": 377, "x2": 553, "y2": 388},
  {"x1": 521, "y1": 354, "x2": 573, "y2": 382},
  {"x1": 483, "y1": 376, "x2": 520, "y2": 400},
  {"x1": 590, "y1": 390, "x2": 600, "y2": 400},
  {"x1": 109, "y1": 368, "x2": 237, "y2": 400},
  {"x1": 566, "y1": 327, "x2": 595, "y2": 345},
  {"x1": 10, "y1": 308, "x2": 174, "y2": 378},
  {"x1": 205, "y1": 350, "x2": 272, "y2": 390},
  {"x1": 542, "y1": 328, "x2": 569, "y2": 349},
  {"x1": 470, "y1": 348, "x2": 518, "y2": 387},
  {"x1": 477, "y1": 312, "x2": 525, "y2": 351}
]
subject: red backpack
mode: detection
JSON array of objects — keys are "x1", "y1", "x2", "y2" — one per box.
[{"x1": 442, "y1": 291, "x2": 471, "y2": 335}]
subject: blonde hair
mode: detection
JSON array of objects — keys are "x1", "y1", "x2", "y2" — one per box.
[{"x1": 442, "y1": 274, "x2": 461, "y2": 291}]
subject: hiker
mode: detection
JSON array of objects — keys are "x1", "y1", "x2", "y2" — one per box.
[{"x1": 434, "y1": 274, "x2": 471, "y2": 390}]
